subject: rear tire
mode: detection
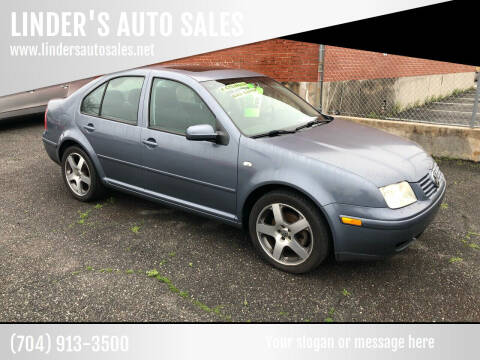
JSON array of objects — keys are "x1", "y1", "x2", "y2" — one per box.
[
  {"x1": 61, "y1": 146, "x2": 105, "y2": 202},
  {"x1": 248, "y1": 190, "x2": 330, "y2": 274}
]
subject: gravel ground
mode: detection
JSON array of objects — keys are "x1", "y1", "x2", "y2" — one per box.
[{"x1": 0, "y1": 115, "x2": 479, "y2": 322}]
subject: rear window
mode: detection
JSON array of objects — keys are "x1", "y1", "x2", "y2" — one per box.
[
  {"x1": 80, "y1": 76, "x2": 144, "y2": 125},
  {"x1": 80, "y1": 83, "x2": 106, "y2": 116}
]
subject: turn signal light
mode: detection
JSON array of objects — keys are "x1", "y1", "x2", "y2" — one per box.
[{"x1": 341, "y1": 217, "x2": 362, "y2": 226}]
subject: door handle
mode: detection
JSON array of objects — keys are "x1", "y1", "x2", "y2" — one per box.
[
  {"x1": 83, "y1": 123, "x2": 95, "y2": 132},
  {"x1": 142, "y1": 138, "x2": 158, "y2": 147}
]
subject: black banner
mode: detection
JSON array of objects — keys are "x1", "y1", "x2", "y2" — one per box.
[{"x1": 284, "y1": 1, "x2": 478, "y2": 65}]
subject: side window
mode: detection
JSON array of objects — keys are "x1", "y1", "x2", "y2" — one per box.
[
  {"x1": 80, "y1": 83, "x2": 106, "y2": 116},
  {"x1": 149, "y1": 78, "x2": 216, "y2": 134},
  {"x1": 100, "y1": 77, "x2": 144, "y2": 124}
]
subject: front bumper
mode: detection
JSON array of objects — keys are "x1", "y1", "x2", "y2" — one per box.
[{"x1": 325, "y1": 178, "x2": 446, "y2": 261}]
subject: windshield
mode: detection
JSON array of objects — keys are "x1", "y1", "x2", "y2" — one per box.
[{"x1": 202, "y1": 77, "x2": 322, "y2": 137}]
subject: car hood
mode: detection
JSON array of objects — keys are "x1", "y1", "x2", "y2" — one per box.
[{"x1": 262, "y1": 118, "x2": 433, "y2": 187}]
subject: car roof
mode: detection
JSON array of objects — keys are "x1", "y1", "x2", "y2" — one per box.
[{"x1": 144, "y1": 64, "x2": 263, "y2": 81}]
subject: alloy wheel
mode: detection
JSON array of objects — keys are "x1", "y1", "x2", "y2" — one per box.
[
  {"x1": 256, "y1": 203, "x2": 313, "y2": 266},
  {"x1": 64, "y1": 152, "x2": 91, "y2": 196}
]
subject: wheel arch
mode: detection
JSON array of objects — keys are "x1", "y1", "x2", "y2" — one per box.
[
  {"x1": 241, "y1": 183, "x2": 336, "y2": 250},
  {"x1": 58, "y1": 139, "x2": 85, "y2": 161},
  {"x1": 57, "y1": 136, "x2": 106, "y2": 181}
]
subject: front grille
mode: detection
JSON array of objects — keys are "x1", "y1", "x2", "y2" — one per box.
[{"x1": 418, "y1": 163, "x2": 442, "y2": 198}]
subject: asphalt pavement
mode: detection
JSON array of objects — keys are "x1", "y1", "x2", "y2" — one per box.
[{"x1": 0, "y1": 115, "x2": 479, "y2": 322}]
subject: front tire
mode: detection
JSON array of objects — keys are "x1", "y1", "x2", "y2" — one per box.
[
  {"x1": 249, "y1": 190, "x2": 330, "y2": 273},
  {"x1": 61, "y1": 146, "x2": 105, "y2": 202}
]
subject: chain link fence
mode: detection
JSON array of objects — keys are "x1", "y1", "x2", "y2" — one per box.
[{"x1": 318, "y1": 46, "x2": 480, "y2": 128}]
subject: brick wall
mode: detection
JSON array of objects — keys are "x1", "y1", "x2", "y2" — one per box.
[
  {"x1": 161, "y1": 39, "x2": 319, "y2": 82},
  {"x1": 161, "y1": 40, "x2": 475, "y2": 83},
  {"x1": 323, "y1": 46, "x2": 475, "y2": 82}
]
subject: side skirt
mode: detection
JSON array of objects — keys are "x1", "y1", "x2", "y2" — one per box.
[{"x1": 104, "y1": 177, "x2": 242, "y2": 228}]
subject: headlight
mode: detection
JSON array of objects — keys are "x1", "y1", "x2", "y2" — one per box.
[{"x1": 379, "y1": 181, "x2": 417, "y2": 209}]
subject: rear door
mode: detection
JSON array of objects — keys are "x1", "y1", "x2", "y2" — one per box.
[
  {"x1": 76, "y1": 76, "x2": 146, "y2": 186},
  {"x1": 140, "y1": 77, "x2": 238, "y2": 218}
]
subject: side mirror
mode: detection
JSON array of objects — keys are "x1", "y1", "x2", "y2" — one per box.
[{"x1": 185, "y1": 124, "x2": 218, "y2": 142}]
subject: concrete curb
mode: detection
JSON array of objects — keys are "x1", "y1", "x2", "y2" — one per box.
[{"x1": 338, "y1": 116, "x2": 480, "y2": 162}]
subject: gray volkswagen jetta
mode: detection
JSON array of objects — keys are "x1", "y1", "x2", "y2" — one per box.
[{"x1": 42, "y1": 65, "x2": 446, "y2": 273}]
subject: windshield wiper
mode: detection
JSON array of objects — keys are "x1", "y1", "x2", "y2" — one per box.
[
  {"x1": 295, "y1": 114, "x2": 334, "y2": 132},
  {"x1": 251, "y1": 129, "x2": 297, "y2": 139},
  {"x1": 251, "y1": 114, "x2": 334, "y2": 139}
]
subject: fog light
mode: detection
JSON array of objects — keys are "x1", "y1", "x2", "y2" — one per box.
[{"x1": 341, "y1": 217, "x2": 362, "y2": 226}]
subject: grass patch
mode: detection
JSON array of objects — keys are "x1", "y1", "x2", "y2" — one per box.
[
  {"x1": 192, "y1": 299, "x2": 212, "y2": 312},
  {"x1": 158, "y1": 259, "x2": 167, "y2": 267},
  {"x1": 461, "y1": 231, "x2": 480, "y2": 251},
  {"x1": 77, "y1": 209, "x2": 91, "y2": 224},
  {"x1": 449, "y1": 257, "x2": 463, "y2": 264},
  {"x1": 70, "y1": 261, "x2": 233, "y2": 321},
  {"x1": 146, "y1": 269, "x2": 159, "y2": 277},
  {"x1": 151, "y1": 274, "x2": 231, "y2": 321},
  {"x1": 131, "y1": 224, "x2": 141, "y2": 234},
  {"x1": 72, "y1": 200, "x2": 109, "y2": 227},
  {"x1": 324, "y1": 307, "x2": 335, "y2": 322},
  {"x1": 213, "y1": 305, "x2": 224, "y2": 315},
  {"x1": 156, "y1": 275, "x2": 181, "y2": 294}
]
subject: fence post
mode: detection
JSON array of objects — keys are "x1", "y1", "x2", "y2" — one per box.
[
  {"x1": 317, "y1": 44, "x2": 325, "y2": 111},
  {"x1": 471, "y1": 80, "x2": 480, "y2": 128}
]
